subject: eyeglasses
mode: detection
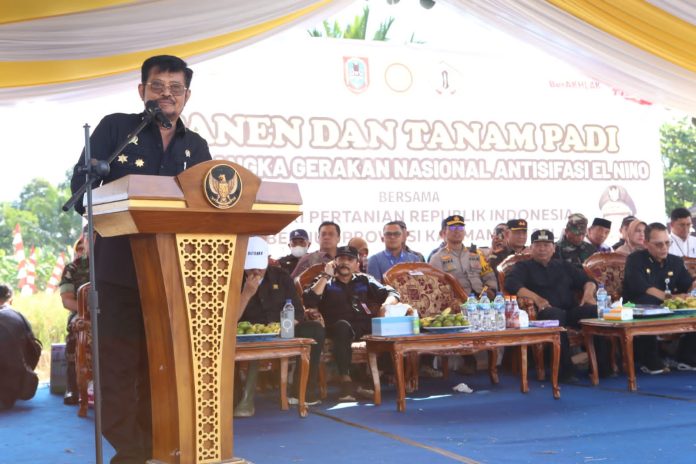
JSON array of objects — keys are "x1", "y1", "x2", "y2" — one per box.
[
  {"x1": 448, "y1": 225, "x2": 465, "y2": 231},
  {"x1": 383, "y1": 231, "x2": 402, "y2": 237},
  {"x1": 146, "y1": 80, "x2": 187, "y2": 96},
  {"x1": 649, "y1": 240, "x2": 672, "y2": 248}
]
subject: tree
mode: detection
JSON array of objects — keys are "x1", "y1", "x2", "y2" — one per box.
[
  {"x1": 308, "y1": 4, "x2": 394, "y2": 41},
  {"x1": 661, "y1": 117, "x2": 696, "y2": 215}
]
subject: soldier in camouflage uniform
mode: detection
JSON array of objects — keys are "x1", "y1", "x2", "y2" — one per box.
[
  {"x1": 429, "y1": 215, "x2": 498, "y2": 299},
  {"x1": 58, "y1": 236, "x2": 90, "y2": 405},
  {"x1": 554, "y1": 213, "x2": 595, "y2": 269}
]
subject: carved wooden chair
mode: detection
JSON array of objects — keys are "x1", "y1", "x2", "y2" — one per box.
[
  {"x1": 294, "y1": 263, "x2": 369, "y2": 399},
  {"x1": 683, "y1": 257, "x2": 696, "y2": 280},
  {"x1": 383, "y1": 262, "x2": 499, "y2": 391},
  {"x1": 74, "y1": 283, "x2": 93, "y2": 418}
]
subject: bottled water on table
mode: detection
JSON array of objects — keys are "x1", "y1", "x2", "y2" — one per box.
[
  {"x1": 596, "y1": 284, "x2": 608, "y2": 320},
  {"x1": 465, "y1": 293, "x2": 479, "y2": 331},
  {"x1": 478, "y1": 294, "x2": 492, "y2": 331},
  {"x1": 493, "y1": 292, "x2": 506, "y2": 331},
  {"x1": 280, "y1": 299, "x2": 295, "y2": 338}
]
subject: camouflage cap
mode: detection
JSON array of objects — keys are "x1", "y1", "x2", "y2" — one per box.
[{"x1": 566, "y1": 213, "x2": 588, "y2": 234}]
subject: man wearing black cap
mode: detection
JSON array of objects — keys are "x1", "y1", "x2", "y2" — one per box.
[
  {"x1": 277, "y1": 229, "x2": 311, "y2": 275},
  {"x1": 505, "y1": 230, "x2": 610, "y2": 380},
  {"x1": 488, "y1": 219, "x2": 529, "y2": 275},
  {"x1": 303, "y1": 246, "x2": 399, "y2": 401},
  {"x1": 555, "y1": 213, "x2": 596, "y2": 269},
  {"x1": 429, "y1": 215, "x2": 497, "y2": 298},
  {"x1": 586, "y1": 218, "x2": 612, "y2": 253}
]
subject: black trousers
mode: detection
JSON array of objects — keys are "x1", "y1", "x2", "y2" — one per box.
[
  {"x1": 294, "y1": 320, "x2": 325, "y2": 396},
  {"x1": 97, "y1": 282, "x2": 151, "y2": 464},
  {"x1": 326, "y1": 320, "x2": 370, "y2": 377},
  {"x1": 537, "y1": 304, "x2": 610, "y2": 375}
]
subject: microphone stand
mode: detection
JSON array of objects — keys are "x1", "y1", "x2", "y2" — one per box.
[{"x1": 62, "y1": 114, "x2": 155, "y2": 464}]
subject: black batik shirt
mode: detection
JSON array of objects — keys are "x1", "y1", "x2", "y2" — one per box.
[
  {"x1": 70, "y1": 112, "x2": 211, "y2": 288},
  {"x1": 623, "y1": 249, "x2": 693, "y2": 305}
]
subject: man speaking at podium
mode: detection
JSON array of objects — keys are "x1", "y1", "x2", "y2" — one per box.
[{"x1": 70, "y1": 55, "x2": 211, "y2": 464}]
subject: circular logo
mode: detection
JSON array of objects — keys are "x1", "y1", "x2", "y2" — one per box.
[
  {"x1": 281, "y1": 319, "x2": 294, "y2": 331},
  {"x1": 203, "y1": 164, "x2": 243, "y2": 209}
]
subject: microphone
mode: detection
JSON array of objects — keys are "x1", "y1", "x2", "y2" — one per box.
[{"x1": 144, "y1": 100, "x2": 173, "y2": 129}]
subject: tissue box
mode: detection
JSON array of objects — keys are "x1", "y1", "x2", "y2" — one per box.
[
  {"x1": 372, "y1": 316, "x2": 418, "y2": 336},
  {"x1": 604, "y1": 307, "x2": 633, "y2": 321}
]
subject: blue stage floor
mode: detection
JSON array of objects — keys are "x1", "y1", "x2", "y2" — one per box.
[{"x1": 2, "y1": 369, "x2": 696, "y2": 464}]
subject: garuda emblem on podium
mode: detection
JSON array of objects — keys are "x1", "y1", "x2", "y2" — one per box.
[{"x1": 204, "y1": 164, "x2": 243, "y2": 209}]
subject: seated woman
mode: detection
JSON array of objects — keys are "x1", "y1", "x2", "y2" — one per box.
[{"x1": 615, "y1": 219, "x2": 647, "y2": 256}]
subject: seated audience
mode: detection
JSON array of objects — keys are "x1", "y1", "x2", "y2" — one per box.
[
  {"x1": 615, "y1": 219, "x2": 647, "y2": 256},
  {"x1": 292, "y1": 221, "x2": 341, "y2": 278},
  {"x1": 668, "y1": 207, "x2": 696, "y2": 258},
  {"x1": 276, "y1": 229, "x2": 311, "y2": 275},
  {"x1": 429, "y1": 215, "x2": 497, "y2": 298},
  {"x1": 623, "y1": 223, "x2": 696, "y2": 373},
  {"x1": 555, "y1": 213, "x2": 595, "y2": 268},
  {"x1": 488, "y1": 219, "x2": 528, "y2": 275},
  {"x1": 347, "y1": 237, "x2": 369, "y2": 273},
  {"x1": 303, "y1": 246, "x2": 399, "y2": 401},
  {"x1": 58, "y1": 232, "x2": 90, "y2": 406},
  {"x1": 236, "y1": 237, "x2": 325, "y2": 415},
  {"x1": 586, "y1": 218, "x2": 612, "y2": 252},
  {"x1": 505, "y1": 230, "x2": 610, "y2": 381},
  {"x1": 0, "y1": 284, "x2": 39, "y2": 409},
  {"x1": 367, "y1": 221, "x2": 423, "y2": 282},
  {"x1": 611, "y1": 215, "x2": 637, "y2": 250}
]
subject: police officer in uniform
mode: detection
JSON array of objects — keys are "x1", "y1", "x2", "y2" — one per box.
[
  {"x1": 555, "y1": 213, "x2": 596, "y2": 268},
  {"x1": 429, "y1": 215, "x2": 497, "y2": 298},
  {"x1": 488, "y1": 219, "x2": 529, "y2": 276},
  {"x1": 505, "y1": 230, "x2": 611, "y2": 381},
  {"x1": 69, "y1": 55, "x2": 212, "y2": 464},
  {"x1": 276, "y1": 229, "x2": 311, "y2": 275}
]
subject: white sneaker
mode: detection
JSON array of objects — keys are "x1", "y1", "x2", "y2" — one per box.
[{"x1": 288, "y1": 396, "x2": 321, "y2": 406}]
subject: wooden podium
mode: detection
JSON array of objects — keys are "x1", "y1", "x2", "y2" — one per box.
[{"x1": 90, "y1": 161, "x2": 301, "y2": 463}]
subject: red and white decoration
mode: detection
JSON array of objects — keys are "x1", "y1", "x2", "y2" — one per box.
[{"x1": 45, "y1": 252, "x2": 66, "y2": 295}]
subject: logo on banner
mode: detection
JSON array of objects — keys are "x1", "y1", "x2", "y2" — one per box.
[
  {"x1": 344, "y1": 57, "x2": 369, "y2": 93},
  {"x1": 204, "y1": 164, "x2": 242, "y2": 209}
]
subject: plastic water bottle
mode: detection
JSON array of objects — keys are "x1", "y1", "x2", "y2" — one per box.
[
  {"x1": 510, "y1": 297, "x2": 521, "y2": 328},
  {"x1": 466, "y1": 293, "x2": 479, "y2": 331},
  {"x1": 596, "y1": 284, "x2": 608, "y2": 320},
  {"x1": 280, "y1": 299, "x2": 295, "y2": 338},
  {"x1": 505, "y1": 296, "x2": 513, "y2": 328},
  {"x1": 478, "y1": 294, "x2": 492, "y2": 331},
  {"x1": 493, "y1": 292, "x2": 506, "y2": 331}
]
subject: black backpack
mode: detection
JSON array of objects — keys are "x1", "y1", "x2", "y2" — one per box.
[{"x1": 17, "y1": 312, "x2": 42, "y2": 370}]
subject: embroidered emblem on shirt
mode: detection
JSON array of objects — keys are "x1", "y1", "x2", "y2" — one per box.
[
  {"x1": 129, "y1": 136, "x2": 138, "y2": 145},
  {"x1": 272, "y1": 284, "x2": 279, "y2": 290},
  {"x1": 117, "y1": 154, "x2": 128, "y2": 164},
  {"x1": 135, "y1": 159, "x2": 145, "y2": 168},
  {"x1": 185, "y1": 149, "x2": 191, "y2": 158},
  {"x1": 646, "y1": 268, "x2": 651, "y2": 274}
]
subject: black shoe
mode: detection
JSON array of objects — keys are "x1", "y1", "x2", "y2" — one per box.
[
  {"x1": 337, "y1": 382, "x2": 356, "y2": 402},
  {"x1": 63, "y1": 391, "x2": 79, "y2": 405}
]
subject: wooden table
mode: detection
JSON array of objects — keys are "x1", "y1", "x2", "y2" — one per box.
[
  {"x1": 363, "y1": 327, "x2": 564, "y2": 412},
  {"x1": 234, "y1": 337, "x2": 315, "y2": 417},
  {"x1": 581, "y1": 314, "x2": 696, "y2": 391}
]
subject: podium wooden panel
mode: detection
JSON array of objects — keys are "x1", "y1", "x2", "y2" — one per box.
[{"x1": 91, "y1": 161, "x2": 301, "y2": 464}]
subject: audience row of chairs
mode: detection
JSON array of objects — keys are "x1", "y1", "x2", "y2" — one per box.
[{"x1": 70, "y1": 254, "x2": 696, "y2": 416}]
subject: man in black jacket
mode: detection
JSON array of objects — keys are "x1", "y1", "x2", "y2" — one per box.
[
  {"x1": 69, "y1": 55, "x2": 211, "y2": 463},
  {"x1": 304, "y1": 246, "x2": 399, "y2": 401},
  {"x1": 0, "y1": 284, "x2": 39, "y2": 409}
]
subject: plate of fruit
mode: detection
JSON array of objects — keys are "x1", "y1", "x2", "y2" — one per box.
[
  {"x1": 664, "y1": 297, "x2": 696, "y2": 316},
  {"x1": 236, "y1": 322, "x2": 281, "y2": 341},
  {"x1": 420, "y1": 308, "x2": 470, "y2": 333}
]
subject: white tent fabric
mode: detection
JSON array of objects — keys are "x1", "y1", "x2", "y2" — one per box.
[{"x1": 442, "y1": 0, "x2": 696, "y2": 113}]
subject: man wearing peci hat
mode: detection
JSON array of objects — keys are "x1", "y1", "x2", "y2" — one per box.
[
  {"x1": 236, "y1": 237, "x2": 326, "y2": 413},
  {"x1": 555, "y1": 213, "x2": 596, "y2": 269},
  {"x1": 304, "y1": 245, "x2": 400, "y2": 401},
  {"x1": 586, "y1": 218, "x2": 612, "y2": 253},
  {"x1": 276, "y1": 229, "x2": 311, "y2": 275},
  {"x1": 505, "y1": 230, "x2": 611, "y2": 381},
  {"x1": 488, "y1": 219, "x2": 529, "y2": 276},
  {"x1": 429, "y1": 215, "x2": 498, "y2": 298}
]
